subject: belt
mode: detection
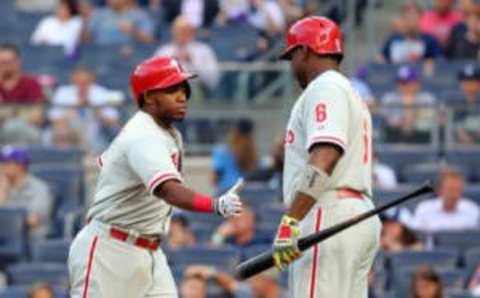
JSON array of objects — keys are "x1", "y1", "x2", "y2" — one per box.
[
  {"x1": 336, "y1": 188, "x2": 364, "y2": 200},
  {"x1": 109, "y1": 227, "x2": 161, "y2": 251}
]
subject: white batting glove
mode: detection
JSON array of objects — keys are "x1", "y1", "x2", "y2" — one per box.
[{"x1": 214, "y1": 178, "x2": 244, "y2": 218}]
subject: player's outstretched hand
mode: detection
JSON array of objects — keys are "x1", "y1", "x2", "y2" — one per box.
[
  {"x1": 214, "y1": 178, "x2": 244, "y2": 218},
  {"x1": 273, "y1": 215, "x2": 303, "y2": 271}
]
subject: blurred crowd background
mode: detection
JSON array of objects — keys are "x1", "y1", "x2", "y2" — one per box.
[{"x1": 2, "y1": 0, "x2": 480, "y2": 298}]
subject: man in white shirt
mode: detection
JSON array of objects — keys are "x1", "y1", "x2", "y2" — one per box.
[
  {"x1": 413, "y1": 168, "x2": 480, "y2": 232},
  {"x1": 155, "y1": 16, "x2": 220, "y2": 92}
]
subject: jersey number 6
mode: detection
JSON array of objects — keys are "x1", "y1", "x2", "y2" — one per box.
[{"x1": 315, "y1": 104, "x2": 327, "y2": 123}]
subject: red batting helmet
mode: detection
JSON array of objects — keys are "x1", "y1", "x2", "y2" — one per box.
[
  {"x1": 279, "y1": 16, "x2": 344, "y2": 60},
  {"x1": 130, "y1": 56, "x2": 196, "y2": 106}
]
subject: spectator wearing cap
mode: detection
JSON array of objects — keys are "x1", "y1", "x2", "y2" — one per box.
[
  {"x1": 412, "y1": 168, "x2": 480, "y2": 233},
  {"x1": 0, "y1": 43, "x2": 44, "y2": 104},
  {"x1": 455, "y1": 64, "x2": 480, "y2": 143},
  {"x1": 420, "y1": 0, "x2": 463, "y2": 46},
  {"x1": 85, "y1": 0, "x2": 154, "y2": 44},
  {"x1": 166, "y1": 213, "x2": 196, "y2": 251},
  {"x1": 0, "y1": 146, "x2": 53, "y2": 238},
  {"x1": 30, "y1": 0, "x2": 83, "y2": 56},
  {"x1": 380, "y1": 2, "x2": 442, "y2": 64},
  {"x1": 47, "y1": 66, "x2": 123, "y2": 153},
  {"x1": 381, "y1": 65, "x2": 437, "y2": 143},
  {"x1": 211, "y1": 119, "x2": 258, "y2": 195},
  {"x1": 155, "y1": 16, "x2": 220, "y2": 93},
  {"x1": 445, "y1": 0, "x2": 480, "y2": 59}
]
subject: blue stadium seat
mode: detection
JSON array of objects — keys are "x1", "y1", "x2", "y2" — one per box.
[
  {"x1": 5, "y1": 262, "x2": 68, "y2": 286},
  {"x1": 28, "y1": 146, "x2": 84, "y2": 166},
  {"x1": 167, "y1": 246, "x2": 240, "y2": 271},
  {"x1": 402, "y1": 163, "x2": 466, "y2": 184},
  {"x1": 463, "y1": 248, "x2": 480, "y2": 277},
  {"x1": 207, "y1": 22, "x2": 258, "y2": 61},
  {"x1": 20, "y1": 45, "x2": 66, "y2": 70},
  {"x1": 375, "y1": 145, "x2": 438, "y2": 182},
  {"x1": 445, "y1": 148, "x2": 480, "y2": 182},
  {"x1": 449, "y1": 292, "x2": 475, "y2": 298},
  {"x1": 393, "y1": 267, "x2": 466, "y2": 298},
  {"x1": 388, "y1": 249, "x2": 459, "y2": 271},
  {"x1": 256, "y1": 205, "x2": 284, "y2": 227},
  {"x1": 464, "y1": 184, "x2": 480, "y2": 205},
  {"x1": 31, "y1": 239, "x2": 71, "y2": 263},
  {"x1": 0, "y1": 208, "x2": 28, "y2": 266},
  {"x1": 240, "y1": 185, "x2": 281, "y2": 208},
  {"x1": 435, "y1": 231, "x2": 480, "y2": 252}
]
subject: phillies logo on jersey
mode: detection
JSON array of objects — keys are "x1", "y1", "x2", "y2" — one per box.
[
  {"x1": 171, "y1": 152, "x2": 182, "y2": 172},
  {"x1": 285, "y1": 129, "x2": 295, "y2": 144}
]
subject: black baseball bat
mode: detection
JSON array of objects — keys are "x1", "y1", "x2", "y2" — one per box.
[{"x1": 234, "y1": 181, "x2": 434, "y2": 280}]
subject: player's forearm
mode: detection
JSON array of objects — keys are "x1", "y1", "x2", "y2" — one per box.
[
  {"x1": 287, "y1": 144, "x2": 342, "y2": 221},
  {"x1": 154, "y1": 180, "x2": 214, "y2": 213}
]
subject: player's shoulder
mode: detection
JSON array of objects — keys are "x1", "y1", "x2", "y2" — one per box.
[{"x1": 307, "y1": 70, "x2": 351, "y2": 94}]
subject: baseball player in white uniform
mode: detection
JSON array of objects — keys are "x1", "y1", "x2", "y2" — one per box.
[
  {"x1": 271, "y1": 17, "x2": 381, "y2": 298},
  {"x1": 68, "y1": 56, "x2": 244, "y2": 298}
]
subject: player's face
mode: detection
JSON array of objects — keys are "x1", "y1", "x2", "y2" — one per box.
[
  {"x1": 146, "y1": 83, "x2": 189, "y2": 123},
  {"x1": 288, "y1": 47, "x2": 309, "y2": 89}
]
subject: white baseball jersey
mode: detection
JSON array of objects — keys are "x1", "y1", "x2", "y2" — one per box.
[
  {"x1": 283, "y1": 70, "x2": 373, "y2": 205},
  {"x1": 87, "y1": 110, "x2": 184, "y2": 236}
]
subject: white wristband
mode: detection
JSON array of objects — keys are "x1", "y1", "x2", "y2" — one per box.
[{"x1": 297, "y1": 165, "x2": 331, "y2": 200}]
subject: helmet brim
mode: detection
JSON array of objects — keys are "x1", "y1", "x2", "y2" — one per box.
[{"x1": 278, "y1": 45, "x2": 300, "y2": 60}]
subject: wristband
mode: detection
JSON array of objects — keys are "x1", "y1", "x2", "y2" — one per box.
[
  {"x1": 192, "y1": 193, "x2": 214, "y2": 213},
  {"x1": 297, "y1": 165, "x2": 331, "y2": 200}
]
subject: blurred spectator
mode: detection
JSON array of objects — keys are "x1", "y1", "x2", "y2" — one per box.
[
  {"x1": 381, "y1": 66, "x2": 436, "y2": 143},
  {"x1": 155, "y1": 16, "x2": 220, "y2": 92},
  {"x1": 31, "y1": 0, "x2": 83, "y2": 56},
  {"x1": 211, "y1": 119, "x2": 258, "y2": 194},
  {"x1": 162, "y1": 0, "x2": 220, "y2": 28},
  {"x1": 247, "y1": 0, "x2": 286, "y2": 37},
  {"x1": 351, "y1": 65, "x2": 376, "y2": 109},
  {"x1": 380, "y1": 2, "x2": 442, "y2": 64},
  {"x1": 47, "y1": 66, "x2": 123, "y2": 153},
  {"x1": 85, "y1": 0, "x2": 154, "y2": 44},
  {"x1": 413, "y1": 168, "x2": 480, "y2": 232},
  {"x1": 166, "y1": 213, "x2": 196, "y2": 251},
  {"x1": 1, "y1": 116, "x2": 42, "y2": 146},
  {"x1": 420, "y1": 0, "x2": 463, "y2": 45},
  {"x1": 15, "y1": 0, "x2": 57, "y2": 12},
  {"x1": 183, "y1": 265, "x2": 286, "y2": 298},
  {"x1": 373, "y1": 152, "x2": 398, "y2": 190},
  {"x1": 380, "y1": 211, "x2": 422, "y2": 252},
  {"x1": 211, "y1": 205, "x2": 271, "y2": 250},
  {"x1": 409, "y1": 266, "x2": 444, "y2": 298},
  {"x1": 28, "y1": 283, "x2": 55, "y2": 298},
  {"x1": 445, "y1": 0, "x2": 480, "y2": 60},
  {"x1": 455, "y1": 64, "x2": 480, "y2": 143},
  {"x1": 246, "y1": 136, "x2": 284, "y2": 191},
  {"x1": 217, "y1": 0, "x2": 250, "y2": 24},
  {"x1": 180, "y1": 272, "x2": 208, "y2": 298},
  {"x1": 0, "y1": 43, "x2": 45, "y2": 103},
  {"x1": 277, "y1": 0, "x2": 302, "y2": 26},
  {"x1": 0, "y1": 146, "x2": 53, "y2": 239}
]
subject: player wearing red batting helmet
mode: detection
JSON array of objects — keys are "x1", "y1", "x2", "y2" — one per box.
[
  {"x1": 68, "y1": 56, "x2": 245, "y2": 298},
  {"x1": 272, "y1": 16, "x2": 380, "y2": 298}
]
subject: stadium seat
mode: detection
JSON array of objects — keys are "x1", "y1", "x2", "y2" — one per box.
[
  {"x1": 464, "y1": 184, "x2": 480, "y2": 205},
  {"x1": 375, "y1": 145, "x2": 438, "y2": 182},
  {"x1": 373, "y1": 185, "x2": 433, "y2": 211},
  {"x1": 388, "y1": 249, "x2": 459, "y2": 272},
  {"x1": 167, "y1": 246, "x2": 240, "y2": 271},
  {"x1": 207, "y1": 22, "x2": 258, "y2": 61},
  {"x1": 435, "y1": 231, "x2": 480, "y2": 253},
  {"x1": 5, "y1": 262, "x2": 68, "y2": 286},
  {"x1": 28, "y1": 146, "x2": 84, "y2": 166},
  {"x1": 392, "y1": 267, "x2": 466, "y2": 298},
  {"x1": 463, "y1": 248, "x2": 480, "y2": 277},
  {"x1": 240, "y1": 185, "x2": 281, "y2": 208},
  {"x1": 31, "y1": 239, "x2": 71, "y2": 263},
  {"x1": 0, "y1": 208, "x2": 28, "y2": 266},
  {"x1": 256, "y1": 205, "x2": 284, "y2": 227},
  {"x1": 445, "y1": 148, "x2": 480, "y2": 182}
]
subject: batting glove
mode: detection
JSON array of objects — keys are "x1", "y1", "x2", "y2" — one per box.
[
  {"x1": 273, "y1": 215, "x2": 302, "y2": 271},
  {"x1": 214, "y1": 178, "x2": 244, "y2": 217}
]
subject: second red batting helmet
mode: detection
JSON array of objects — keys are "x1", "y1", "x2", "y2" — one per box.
[
  {"x1": 130, "y1": 56, "x2": 196, "y2": 106},
  {"x1": 279, "y1": 16, "x2": 344, "y2": 60}
]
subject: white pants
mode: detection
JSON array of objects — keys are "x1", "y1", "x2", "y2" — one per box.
[
  {"x1": 68, "y1": 220, "x2": 178, "y2": 298},
  {"x1": 289, "y1": 198, "x2": 381, "y2": 298}
]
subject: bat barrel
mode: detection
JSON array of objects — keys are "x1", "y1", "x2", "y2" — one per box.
[{"x1": 234, "y1": 250, "x2": 275, "y2": 280}]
